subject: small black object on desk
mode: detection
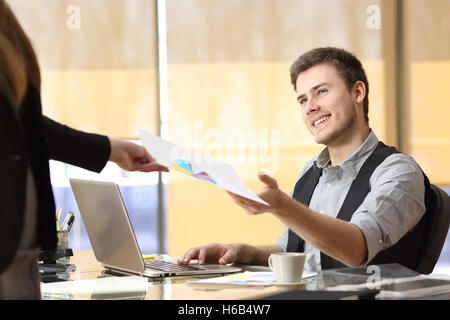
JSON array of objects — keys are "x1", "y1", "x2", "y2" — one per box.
[{"x1": 38, "y1": 248, "x2": 77, "y2": 277}]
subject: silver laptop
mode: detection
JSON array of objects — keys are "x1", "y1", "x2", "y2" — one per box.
[{"x1": 69, "y1": 178, "x2": 241, "y2": 278}]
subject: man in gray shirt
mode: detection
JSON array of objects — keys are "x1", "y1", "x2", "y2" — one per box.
[{"x1": 178, "y1": 47, "x2": 427, "y2": 272}]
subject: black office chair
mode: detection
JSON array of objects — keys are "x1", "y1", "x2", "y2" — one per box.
[{"x1": 416, "y1": 184, "x2": 450, "y2": 274}]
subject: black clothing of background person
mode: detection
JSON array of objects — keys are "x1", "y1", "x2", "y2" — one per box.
[{"x1": 0, "y1": 84, "x2": 110, "y2": 273}]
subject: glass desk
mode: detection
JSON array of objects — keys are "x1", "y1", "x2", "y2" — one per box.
[{"x1": 40, "y1": 250, "x2": 450, "y2": 300}]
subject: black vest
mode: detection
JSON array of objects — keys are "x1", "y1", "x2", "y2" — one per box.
[{"x1": 286, "y1": 141, "x2": 431, "y2": 271}]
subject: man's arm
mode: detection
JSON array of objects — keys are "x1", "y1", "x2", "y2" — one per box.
[
  {"x1": 228, "y1": 171, "x2": 368, "y2": 267},
  {"x1": 273, "y1": 193, "x2": 367, "y2": 267},
  {"x1": 178, "y1": 243, "x2": 282, "y2": 266},
  {"x1": 233, "y1": 244, "x2": 282, "y2": 266}
]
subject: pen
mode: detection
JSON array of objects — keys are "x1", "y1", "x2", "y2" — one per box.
[
  {"x1": 60, "y1": 211, "x2": 70, "y2": 230},
  {"x1": 65, "y1": 214, "x2": 75, "y2": 232},
  {"x1": 61, "y1": 211, "x2": 74, "y2": 231},
  {"x1": 55, "y1": 207, "x2": 62, "y2": 231}
]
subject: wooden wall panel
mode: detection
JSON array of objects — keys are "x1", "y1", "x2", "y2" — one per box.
[{"x1": 404, "y1": 0, "x2": 450, "y2": 184}]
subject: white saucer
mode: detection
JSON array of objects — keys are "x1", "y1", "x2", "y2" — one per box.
[
  {"x1": 271, "y1": 280, "x2": 305, "y2": 286},
  {"x1": 269, "y1": 280, "x2": 305, "y2": 291}
]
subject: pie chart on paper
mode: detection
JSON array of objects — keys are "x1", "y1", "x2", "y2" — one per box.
[{"x1": 172, "y1": 159, "x2": 217, "y2": 185}]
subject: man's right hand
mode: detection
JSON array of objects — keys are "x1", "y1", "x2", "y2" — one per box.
[{"x1": 177, "y1": 243, "x2": 238, "y2": 265}]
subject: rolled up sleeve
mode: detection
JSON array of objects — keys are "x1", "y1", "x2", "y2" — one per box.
[{"x1": 349, "y1": 154, "x2": 426, "y2": 264}]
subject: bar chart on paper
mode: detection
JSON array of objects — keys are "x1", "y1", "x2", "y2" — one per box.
[
  {"x1": 172, "y1": 159, "x2": 217, "y2": 185},
  {"x1": 138, "y1": 129, "x2": 269, "y2": 205}
]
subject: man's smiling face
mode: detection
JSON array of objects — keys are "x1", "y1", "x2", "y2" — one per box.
[{"x1": 296, "y1": 63, "x2": 361, "y2": 147}]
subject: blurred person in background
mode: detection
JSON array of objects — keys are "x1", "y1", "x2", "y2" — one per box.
[{"x1": 0, "y1": 0, "x2": 167, "y2": 299}]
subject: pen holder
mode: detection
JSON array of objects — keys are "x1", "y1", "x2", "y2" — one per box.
[{"x1": 56, "y1": 230, "x2": 70, "y2": 264}]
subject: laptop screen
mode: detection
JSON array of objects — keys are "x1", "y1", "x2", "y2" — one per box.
[{"x1": 69, "y1": 179, "x2": 146, "y2": 274}]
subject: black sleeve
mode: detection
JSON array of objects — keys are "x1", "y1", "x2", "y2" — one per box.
[{"x1": 42, "y1": 116, "x2": 111, "y2": 173}]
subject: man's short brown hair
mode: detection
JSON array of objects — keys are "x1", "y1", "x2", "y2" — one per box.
[{"x1": 290, "y1": 47, "x2": 369, "y2": 122}]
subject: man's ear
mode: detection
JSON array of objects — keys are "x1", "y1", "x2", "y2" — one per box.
[{"x1": 353, "y1": 81, "x2": 366, "y2": 105}]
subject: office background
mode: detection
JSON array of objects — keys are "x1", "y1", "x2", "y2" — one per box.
[{"x1": 8, "y1": 0, "x2": 450, "y2": 272}]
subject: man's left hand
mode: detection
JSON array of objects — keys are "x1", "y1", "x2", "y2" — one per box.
[{"x1": 227, "y1": 171, "x2": 285, "y2": 215}]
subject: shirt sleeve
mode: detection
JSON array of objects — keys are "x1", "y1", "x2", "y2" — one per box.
[{"x1": 349, "y1": 153, "x2": 426, "y2": 264}]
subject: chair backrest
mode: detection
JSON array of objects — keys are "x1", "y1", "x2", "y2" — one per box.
[{"x1": 416, "y1": 184, "x2": 450, "y2": 274}]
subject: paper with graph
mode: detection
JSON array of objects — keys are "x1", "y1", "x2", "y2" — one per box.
[{"x1": 138, "y1": 129, "x2": 269, "y2": 205}]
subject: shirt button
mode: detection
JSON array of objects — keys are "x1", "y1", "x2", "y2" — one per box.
[
  {"x1": 378, "y1": 239, "x2": 383, "y2": 247},
  {"x1": 326, "y1": 183, "x2": 332, "y2": 189}
]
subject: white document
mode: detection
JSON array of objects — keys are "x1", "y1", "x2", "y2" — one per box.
[
  {"x1": 186, "y1": 271, "x2": 317, "y2": 287},
  {"x1": 41, "y1": 275, "x2": 148, "y2": 299},
  {"x1": 138, "y1": 129, "x2": 269, "y2": 205}
]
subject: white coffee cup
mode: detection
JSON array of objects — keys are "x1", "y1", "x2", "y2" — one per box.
[{"x1": 268, "y1": 252, "x2": 307, "y2": 283}]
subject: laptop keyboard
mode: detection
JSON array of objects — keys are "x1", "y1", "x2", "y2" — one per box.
[{"x1": 144, "y1": 260, "x2": 206, "y2": 272}]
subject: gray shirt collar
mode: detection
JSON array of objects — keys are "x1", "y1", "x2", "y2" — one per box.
[{"x1": 314, "y1": 130, "x2": 379, "y2": 180}]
